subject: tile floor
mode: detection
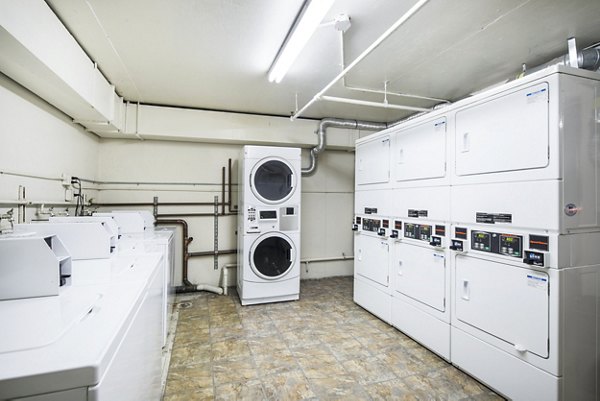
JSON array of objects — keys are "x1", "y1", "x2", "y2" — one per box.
[{"x1": 163, "y1": 277, "x2": 503, "y2": 401}]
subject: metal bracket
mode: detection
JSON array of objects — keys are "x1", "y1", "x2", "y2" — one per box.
[{"x1": 567, "y1": 37, "x2": 579, "y2": 68}]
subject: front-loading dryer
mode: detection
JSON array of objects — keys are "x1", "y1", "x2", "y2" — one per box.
[{"x1": 240, "y1": 145, "x2": 301, "y2": 207}]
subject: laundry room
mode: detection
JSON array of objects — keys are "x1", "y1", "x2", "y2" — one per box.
[{"x1": 1, "y1": 1, "x2": 600, "y2": 400}]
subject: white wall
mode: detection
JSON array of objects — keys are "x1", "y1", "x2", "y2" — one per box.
[
  {"x1": 96, "y1": 137, "x2": 356, "y2": 288},
  {"x1": 0, "y1": 73, "x2": 99, "y2": 229},
  {"x1": 0, "y1": 71, "x2": 357, "y2": 289}
]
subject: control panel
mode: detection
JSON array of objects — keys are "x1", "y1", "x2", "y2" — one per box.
[
  {"x1": 471, "y1": 230, "x2": 522, "y2": 258},
  {"x1": 378, "y1": 219, "x2": 390, "y2": 237},
  {"x1": 362, "y1": 217, "x2": 381, "y2": 233},
  {"x1": 404, "y1": 223, "x2": 432, "y2": 242},
  {"x1": 246, "y1": 206, "x2": 299, "y2": 233},
  {"x1": 390, "y1": 220, "x2": 402, "y2": 239},
  {"x1": 246, "y1": 206, "x2": 259, "y2": 233}
]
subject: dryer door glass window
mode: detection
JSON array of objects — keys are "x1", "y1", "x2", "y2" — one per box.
[
  {"x1": 253, "y1": 236, "x2": 293, "y2": 278},
  {"x1": 253, "y1": 160, "x2": 293, "y2": 202}
]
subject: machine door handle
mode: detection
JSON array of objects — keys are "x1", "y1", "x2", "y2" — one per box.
[
  {"x1": 461, "y1": 279, "x2": 470, "y2": 301},
  {"x1": 461, "y1": 132, "x2": 470, "y2": 153},
  {"x1": 514, "y1": 344, "x2": 527, "y2": 353}
]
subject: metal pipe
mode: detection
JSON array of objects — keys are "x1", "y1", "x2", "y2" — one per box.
[
  {"x1": 525, "y1": 46, "x2": 600, "y2": 76},
  {"x1": 320, "y1": 95, "x2": 430, "y2": 112},
  {"x1": 291, "y1": 0, "x2": 430, "y2": 120},
  {"x1": 338, "y1": 31, "x2": 449, "y2": 105},
  {"x1": 91, "y1": 201, "x2": 227, "y2": 207},
  {"x1": 302, "y1": 118, "x2": 387, "y2": 176},
  {"x1": 155, "y1": 219, "x2": 193, "y2": 287},
  {"x1": 213, "y1": 196, "x2": 219, "y2": 270},
  {"x1": 228, "y1": 158, "x2": 233, "y2": 213},
  {"x1": 155, "y1": 212, "x2": 237, "y2": 218},
  {"x1": 188, "y1": 249, "x2": 237, "y2": 258},
  {"x1": 300, "y1": 255, "x2": 354, "y2": 263},
  {"x1": 221, "y1": 168, "x2": 226, "y2": 215},
  {"x1": 153, "y1": 196, "x2": 159, "y2": 217}
]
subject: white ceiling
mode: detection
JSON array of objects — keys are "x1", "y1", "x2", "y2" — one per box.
[{"x1": 46, "y1": 0, "x2": 600, "y2": 123}]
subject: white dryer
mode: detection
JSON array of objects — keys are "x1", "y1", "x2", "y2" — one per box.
[
  {"x1": 238, "y1": 145, "x2": 301, "y2": 306},
  {"x1": 241, "y1": 145, "x2": 301, "y2": 207}
]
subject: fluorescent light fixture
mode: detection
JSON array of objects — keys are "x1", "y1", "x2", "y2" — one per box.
[{"x1": 268, "y1": 0, "x2": 335, "y2": 83}]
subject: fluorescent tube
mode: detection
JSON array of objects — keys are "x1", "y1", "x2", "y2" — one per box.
[{"x1": 268, "y1": 0, "x2": 335, "y2": 83}]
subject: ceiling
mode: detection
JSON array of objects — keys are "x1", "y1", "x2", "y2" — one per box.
[{"x1": 46, "y1": 0, "x2": 600, "y2": 123}]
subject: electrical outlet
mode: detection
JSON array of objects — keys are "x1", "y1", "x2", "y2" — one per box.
[
  {"x1": 61, "y1": 173, "x2": 72, "y2": 188},
  {"x1": 64, "y1": 188, "x2": 73, "y2": 202}
]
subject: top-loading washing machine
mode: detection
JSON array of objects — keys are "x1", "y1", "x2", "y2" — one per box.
[{"x1": 238, "y1": 146, "x2": 301, "y2": 305}]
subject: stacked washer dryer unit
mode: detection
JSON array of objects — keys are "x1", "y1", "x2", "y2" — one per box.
[
  {"x1": 448, "y1": 67, "x2": 600, "y2": 401},
  {"x1": 389, "y1": 115, "x2": 452, "y2": 360},
  {"x1": 237, "y1": 146, "x2": 301, "y2": 306},
  {"x1": 353, "y1": 133, "x2": 393, "y2": 323}
]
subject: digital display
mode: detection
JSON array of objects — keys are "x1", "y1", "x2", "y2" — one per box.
[
  {"x1": 362, "y1": 218, "x2": 381, "y2": 232},
  {"x1": 404, "y1": 223, "x2": 417, "y2": 239},
  {"x1": 472, "y1": 231, "x2": 522, "y2": 257},
  {"x1": 455, "y1": 227, "x2": 467, "y2": 239},
  {"x1": 260, "y1": 210, "x2": 277, "y2": 219}
]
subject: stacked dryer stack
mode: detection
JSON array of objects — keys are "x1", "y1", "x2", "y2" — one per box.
[
  {"x1": 354, "y1": 65, "x2": 600, "y2": 401},
  {"x1": 388, "y1": 115, "x2": 452, "y2": 360},
  {"x1": 237, "y1": 146, "x2": 301, "y2": 306},
  {"x1": 353, "y1": 133, "x2": 393, "y2": 322}
]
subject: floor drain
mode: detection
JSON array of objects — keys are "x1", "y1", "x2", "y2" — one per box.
[{"x1": 178, "y1": 301, "x2": 192, "y2": 309}]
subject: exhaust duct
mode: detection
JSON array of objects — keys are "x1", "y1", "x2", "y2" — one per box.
[{"x1": 301, "y1": 118, "x2": 387, "y2": 176}]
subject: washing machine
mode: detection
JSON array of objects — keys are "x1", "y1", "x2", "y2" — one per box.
[{"x1": 237, "y1": 146, "x2": 301, "y2": 305}]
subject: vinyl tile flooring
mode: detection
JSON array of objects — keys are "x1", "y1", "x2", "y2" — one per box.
[{"x1": 162, "y1": 276, "x2": 503, "y2": 401}]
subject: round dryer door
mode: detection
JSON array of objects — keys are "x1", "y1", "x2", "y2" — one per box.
[
  {"x1": 251, "y1": 158, "x2": 296, "y2": 204},
  {"x1": 251, "y1": 232, "x2": 296, "y2": 280}
]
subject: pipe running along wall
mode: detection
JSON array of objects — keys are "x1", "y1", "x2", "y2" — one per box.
[{"x1": 301, "y1": 118, "x2": 388, "y2": 176}]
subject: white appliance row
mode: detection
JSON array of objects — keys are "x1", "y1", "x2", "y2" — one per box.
[
  {"x1": 237, "y1": 145, "x2": 301, "y2": 305},
  {"x1": 0, "y1": 212, "x2": 175, "y2": 401},
  {"x1": 353, "y1": 65, "x2": 600, "y2": 401}
]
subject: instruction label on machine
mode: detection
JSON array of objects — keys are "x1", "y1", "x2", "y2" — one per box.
[
  {"x1": 408, "y1": 209, "x2": 428, "y2": 218},
  {"x1": 476, "y1": 212, "x2": 512, "y2": 224},
  {"x1": 526, "y1": 273, "x2": 548, "y2": 291}
]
